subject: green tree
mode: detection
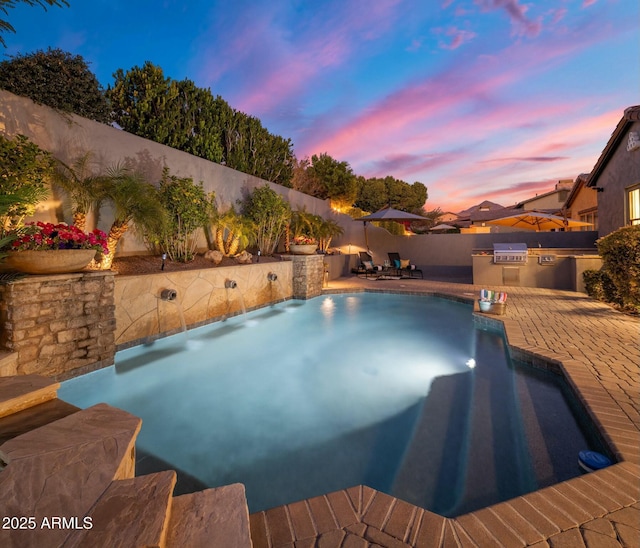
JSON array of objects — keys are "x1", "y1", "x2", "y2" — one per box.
[
  {"x1": 52, "y1": 151, "x2": 107, "y2": 231},
  {"x1": 109, "y1": 62, "x2": 295, "y2": 186},
  {"x1": 0, "y1": 1, "x2": 68, "y2": 47},
  {"x1": 0, "y1": 133, "x2": 53, "y2": 235},
  {"x1": 108, "y1": 63, "x2": 226, "y2": 163},
  {"x1": 355, "y1": 176, "x2": 388, "y2": 212},
  {"x1": 0, "y1": 48, "x2": 110, "y2": 122},
  {"x1": 309, "y1": 153, "x2": 358, "y2": 208},
  {"x1": 98, "y1": 166, "x2": 165, "y2": 269},
  {"x1": 240, "y1": 185, "x2": 290, "y2": 255}
]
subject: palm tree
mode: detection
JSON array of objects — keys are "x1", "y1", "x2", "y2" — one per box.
[
  {"x1": 98, "y1": 165, "x2": 165, "y2": 269},
  {"x1": 52, "y1": 151, "x2": 106, "y2": 231}
]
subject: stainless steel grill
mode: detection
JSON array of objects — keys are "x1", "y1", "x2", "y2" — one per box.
[{"x1": 493, "y1": 243, "x2": 527, "y2": 264}]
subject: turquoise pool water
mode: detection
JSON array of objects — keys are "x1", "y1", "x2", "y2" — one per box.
[{"x1": 60, "y1": 293, "x2": 604, "y2": 516}]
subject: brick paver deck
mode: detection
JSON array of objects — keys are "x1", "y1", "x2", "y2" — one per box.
[{"x1": 250, "y1": 277, "x2": 640, "y2": 547}]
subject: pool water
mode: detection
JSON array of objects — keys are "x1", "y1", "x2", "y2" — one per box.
[{"x1": 60, "y1": 293, "x2": 605, "y2": 516}]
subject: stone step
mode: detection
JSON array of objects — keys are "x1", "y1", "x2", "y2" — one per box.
[
  {"x1": 166, "y1": 483, "x2": 252, "y2": 548},
  {"x1": 0, "y1": 350, "x2": 17, "y2": 376},
  {"x1": 63, "y1": 471, "x2": 177, "y2": 548},
  {"x1": 0, "y1": 403, "x2": 142, "y2": 548},
  {"x1": 0, "y1": 374, "x2": 59, "y2": 418},
  {"x1": 0, "y1": 397, "x2": 80, "y2": 445}
]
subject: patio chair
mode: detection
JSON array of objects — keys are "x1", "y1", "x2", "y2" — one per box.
[
  {"x1": 387, "y1": 252, "x2": 423, "y2": 279},
  {"x1": 356, "y1": 251, "x2": 384, "y2": 278}
]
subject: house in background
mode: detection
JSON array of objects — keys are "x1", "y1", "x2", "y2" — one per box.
[
  {"x1": 454, "y1": 200, "x2": 510, "y2": 232},
  {"x1": 586, "y1": 105, "x2": 640, "y2": 237},
  {"x1": 563, "y1": 173, "x2": 598, "y2": 232},
  {"x1": 513, "y1": 180, "x2": 574, "y2": 214}
]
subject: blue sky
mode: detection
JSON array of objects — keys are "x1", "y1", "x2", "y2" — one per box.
[{"x1": 5, "y1": 0, "x2": 639, "y2": 212}]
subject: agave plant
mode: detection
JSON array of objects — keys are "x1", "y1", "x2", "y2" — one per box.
[{"x1": 211, "y1": 206, "x2": 253, "y2": 257}]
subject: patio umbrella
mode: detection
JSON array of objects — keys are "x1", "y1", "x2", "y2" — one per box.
[
  {"x1": 486, "y1": 211, "x2": 593, "y2": 231},
  {"x1": 355, "y1": 207, "x2": 426, "y2": 249},
  {"x1": 430, "y1": 223, "x2": 457, "y2": 232}
]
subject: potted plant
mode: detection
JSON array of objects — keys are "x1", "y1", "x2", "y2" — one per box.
[
  {"x1": 3, "y1": 222, "x2": 108, "y2": 274},
  {"x1": 290, "y1": 234, "x2": 318, "y2": 255}
]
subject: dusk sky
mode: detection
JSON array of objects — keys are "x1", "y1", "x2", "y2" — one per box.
[{"x1": 5, "y1": 0, "x2": 639, "y2": 212}]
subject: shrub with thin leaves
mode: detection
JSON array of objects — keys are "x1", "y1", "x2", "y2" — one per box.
[
  {"x1": 583, "y1": 269, "x2": 619, "y2": 304},
  {"x1": 596, "y1": 225, "x2": 640, "y2": 311}
]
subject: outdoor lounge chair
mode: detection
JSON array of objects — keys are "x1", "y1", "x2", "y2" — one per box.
[
  {"x1": 356, "y1": 251, "x2": 384, "y2": 278},
  {"x1": 387, "y1": 252, "x2": 423, "y2": 279}
]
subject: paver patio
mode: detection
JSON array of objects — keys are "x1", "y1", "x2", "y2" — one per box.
[{"x1": 250, "y1": 276, "x2": 640, "y2": 547}]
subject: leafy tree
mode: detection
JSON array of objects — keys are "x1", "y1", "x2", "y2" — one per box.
[
  {"x1": 221, "y1": 110, "x2": 294, "y2": 187},
  {"x1": 0, "y1": 48, "x2": 110, "y2": 122},
  {"x1": 0, "y1": 133, "x2": 53, "y2": 235},
  {"x1": 308, "y1": 153, "x2": 358, "y2": 208},
  {"x1": 97, "y1": 165, "x2": 165, "y2": 269},
  {"x1": 355, "y1": 176, "x2": 388, "y2": 212},
  {"x1": 109, "y1": 62, "x2": 295, "y2": 186},
  {"x1": 355, "y1": 175, "x2": 427, "y2": 213},
  {"x1": 0, "y1": 1, "x2": 68, "y2": 47},
  {"x1": 240, "y1": 185, "x2": 290, "y2": 255},
  {"x1": 108, "y1": 63, "x2": 226, "y2": 163},
  {"x1": 154, "y1": 169, "x2": 215, "y2": 262}
]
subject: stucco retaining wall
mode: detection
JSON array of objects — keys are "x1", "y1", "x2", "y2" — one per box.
[{"x1": 114, "y1": 261, "x2": 293, "y2": 348}]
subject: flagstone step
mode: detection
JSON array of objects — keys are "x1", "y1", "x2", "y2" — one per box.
[
  {"x1": 166, "y1": 484, "x2": 252, "y2": 548},
  {"x1": 0, "y1": 397, "x2": 80, "y2": 445},
  {"x1": 0, "y1": 350, "x2": 17, "y2": 376},
  {"x1": 0, "y1": 374, "x2": 59, "y2": 418},
  {"x1": 0, "y1": 403, "x2": 142, "y2": 548},
  {"x1": 63, "y1": 471, "x2": 177, "y2": 548}
]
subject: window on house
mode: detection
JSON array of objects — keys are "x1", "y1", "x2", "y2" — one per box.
[
  {"x1": 628, "y1": 185, "x2": 640, "y2": 226},
  {"x1": 579, "y1": 209, "x2": 598, "y2": 231}
]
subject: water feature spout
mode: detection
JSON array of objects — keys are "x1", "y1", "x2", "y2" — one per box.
[
  {"x1": 267, "y1": 272, "x2": 278, "y2": 282},
  {"x1": 225, "y1": 279, "x2": 238, "y2": 289},
  {"x1": 160, "y1": 288, "x2": 178, "y2": 301}
]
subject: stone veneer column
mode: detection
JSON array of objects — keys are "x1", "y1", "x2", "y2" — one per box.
[
  {"x1": 291, "y1": 254, "x2": 324, "y2": 299},
  {"x1": 0, "y1": 271, "x2": 116, "y2": 378}
]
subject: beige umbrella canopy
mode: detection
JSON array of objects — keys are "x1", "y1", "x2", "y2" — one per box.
[
  {"x1": 355, "y1": 206, "x2": 426, "y2": 249},
  {"x1": 486, "y1": 211, "x2": 593, "y2": 232}
]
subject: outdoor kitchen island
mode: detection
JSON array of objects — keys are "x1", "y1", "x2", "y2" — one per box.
[{"x1": 472, "y1": 244, "x2": 602, "y2": 291}]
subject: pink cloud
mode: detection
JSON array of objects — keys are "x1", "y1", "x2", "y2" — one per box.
[
  {"x1": 582, "y1": 0, "x2": 597, "y2": 7},
  {"x1": 474, "y1": 0, "x2": 542, "y2": 37},
  {"x1": 439, "y1": 27, "x2": 477, "y2": 50}
]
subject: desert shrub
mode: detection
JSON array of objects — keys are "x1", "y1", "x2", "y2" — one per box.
[
  {"x1": 240, "y1": 185, "x2": 290, "y2": 255},
  {"x1": 596, "y1": 225, "x2": 640, "y2": 311},
  {"x1": 153, "y1": 169, "x2": 215, "y2": 262},
  {"x1": 0, "y1": 134, "x2": 53, "y2": 235},
  {"x1": 583, "y1": 269, "x2": 619, "y2": 304}
]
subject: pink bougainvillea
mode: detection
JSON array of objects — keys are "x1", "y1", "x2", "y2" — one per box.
[{"x1": 11, "y1": 222, "x2": 108, "y2": 254}]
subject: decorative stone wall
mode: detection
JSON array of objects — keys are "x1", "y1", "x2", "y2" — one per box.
[
  {"x1": 0, "y1": 272, "x2": 116, "y2": 378},
  {"x1": 291, "y1": 255, "x2": 324, "y2": 299},
  {"x1": 114, "y1": 261, "x2": 293, "y2": 348}
]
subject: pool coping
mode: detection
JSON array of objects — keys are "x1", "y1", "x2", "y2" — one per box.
[{"x1": 249, "y1": 282, "x2": 640, "y2": 547}]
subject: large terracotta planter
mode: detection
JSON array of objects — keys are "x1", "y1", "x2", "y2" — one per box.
[
  {"x1": 5, "y1": 249, "x2": 96, "y2": 274},
  {"x1": 289, "y1": 244, "x2": 318, "y2": 255}
]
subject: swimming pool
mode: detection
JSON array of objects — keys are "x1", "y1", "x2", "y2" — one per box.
[{"x1": 59, "y1": 293, "x2": 605, "y2": 516}]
